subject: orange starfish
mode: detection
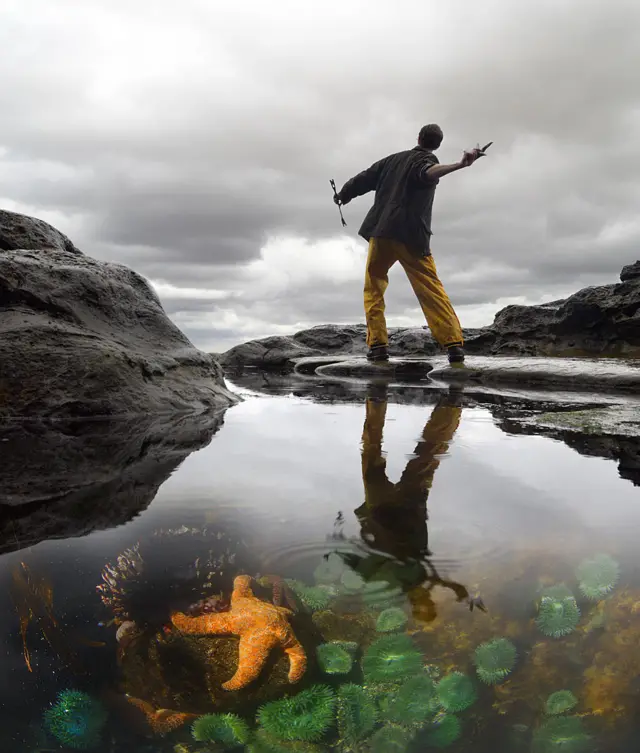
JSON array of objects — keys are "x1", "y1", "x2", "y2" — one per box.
[
  {"x1": 125, "y1": 696, "x2": 196, "y2": 736},
  {"x1": 171, "y1": 574, "x2": 307, "y2": 690}
]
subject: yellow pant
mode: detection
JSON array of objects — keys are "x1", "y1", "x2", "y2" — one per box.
[{"x1": 364, "y1": 237, "x2": 463, "y2": 348}]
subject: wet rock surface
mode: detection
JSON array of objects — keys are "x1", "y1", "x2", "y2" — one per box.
[
  {"x1": 0, "y1": 409, "x2": 228, "y2": 553},
  {"x1": 0, "y1": 209, "x2": 237, "y2": 418},
  {"x1": 427, "y1": 355, "x2": 640, "y2": 394},
  {"x1": 220, "y1": 261, "x2": 640, "y2": 367}
]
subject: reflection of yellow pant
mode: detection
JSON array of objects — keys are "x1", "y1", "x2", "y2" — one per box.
[
  {"x1": 357, "y1": 397, "x2": 462, "y2": 559},
  {"x1": 364, "y1": 238, "x2": 464, "y2": 348}
]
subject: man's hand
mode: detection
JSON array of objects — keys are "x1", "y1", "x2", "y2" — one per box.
[{"x1": 459, "y1": 148, "x2": 481, "y2": 168}]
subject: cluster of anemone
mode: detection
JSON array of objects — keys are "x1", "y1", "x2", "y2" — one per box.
[
  {"x1": 375, "y1": 607, "x2": 408, "y2": 633},
  {"x1": 256, "y1": 684, "x2": 336, "y2": 743},
  {"x1": 191, "y1": 713, "x2": 250, "y2": 747},
  {"x1": 378, "y1": 674, "x2": 439, "y2": 728},
  {"x1": 362, "y1": 634, "x2": 424, "y2": 683},
  {"x1": 43, "y1": 690, "x2": 107, "y2": 750},
  {"x1": 535, "y1": 584, "x2": 581, "y2": 638},
  {"x1": 545, "y1": 690, "x2": 578, "y2": 716},
  {"x1": 575, "y1": 554, "x2": 620, "y2": 601},
  {"x1": 473, "y1": 638, "x2": 517, "y2": 685},
  {"x1": 316, "y1": 642, "x2": 354, "y2": 675},
  {"x1": 336, "y1": 683, "x2": 378, "y2": 747},
  {"x1": 436, "y1": 672, "x2": 477, "y2": 713},
  {"x1": 532, "y1": 716, "x2": 591, "y2": 753}
]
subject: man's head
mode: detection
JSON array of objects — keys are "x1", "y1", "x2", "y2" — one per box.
[{"x1": 418, "y1": 124, "x2": 443, "y2": 150}]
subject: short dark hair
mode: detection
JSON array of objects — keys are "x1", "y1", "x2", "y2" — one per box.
[{"x1": 418, "y1": 124, "x2": 443, "y2": 150}]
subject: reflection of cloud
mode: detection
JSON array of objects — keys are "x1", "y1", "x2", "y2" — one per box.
[{"x1": 1, "y1": 0, "x2": 639, "y2": 349}]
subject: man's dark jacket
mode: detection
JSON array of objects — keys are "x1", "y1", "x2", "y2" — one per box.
[{"x1": 337, "y1": 146, "x2": 440, "y2": 258}]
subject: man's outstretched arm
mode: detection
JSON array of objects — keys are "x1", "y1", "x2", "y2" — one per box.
[
  {"x1": 336, "y1": 157, "x2": 388, "y2": 205},
  {"x1": 417, "y1": 148, "x2": 481, "y2": 183}
]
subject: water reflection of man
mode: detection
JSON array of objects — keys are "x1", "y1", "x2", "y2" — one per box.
[{"x1": 346, "y1": 386, "x2": 484, "y2": 623}]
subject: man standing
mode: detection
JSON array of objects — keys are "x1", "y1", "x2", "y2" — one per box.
[{"x1": 334, "y1": 124, "x2": 482, "y2": 366}]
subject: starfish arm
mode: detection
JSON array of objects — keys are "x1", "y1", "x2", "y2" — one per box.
[
  {"x1": 231, "y1": 574, "x2": 255, "y2": 602},
  {"x1": 171, "y1": 610, "x2": 238, "y2": 634},
  {"x1": 284, "y1": 638, "x2": 307, "y2": 684},
  {"x1": 221, "y1": 632, "x2": 278, "y2": 691}
]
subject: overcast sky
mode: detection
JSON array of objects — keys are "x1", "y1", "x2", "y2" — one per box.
[{"x1": 1, "y1": 0, "x2": 639, "y2": 352}]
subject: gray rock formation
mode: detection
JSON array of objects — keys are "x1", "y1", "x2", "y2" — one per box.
[
  {"x1": 0, "y1": 210, "x2": 237, "y2": 418},
  {"x1": 620, "y1": 261, "x2": 640, "y2": 282},
  {"x1": 0, "y1": 410, "x2": 227, "y2": 553},
  {"x1": 220, "y1": 261, "x2": 640, "y2": 368}
]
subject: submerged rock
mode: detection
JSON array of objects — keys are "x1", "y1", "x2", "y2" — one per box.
[{"x1": 0, "y1": 209, "x2": 237, "y2": 418}]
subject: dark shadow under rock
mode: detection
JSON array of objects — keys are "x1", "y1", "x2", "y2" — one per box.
[{"x1": 0, "y1": 408, "x2": 228, "y2": 554}]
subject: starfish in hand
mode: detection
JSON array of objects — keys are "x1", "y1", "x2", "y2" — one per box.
[{"x1": 171, "y1": 574, "x2": 307, "y2": 691}]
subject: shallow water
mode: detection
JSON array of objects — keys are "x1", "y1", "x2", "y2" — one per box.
[{"x1": 2, "y1": 381, "x2": 640, "y2": 752}]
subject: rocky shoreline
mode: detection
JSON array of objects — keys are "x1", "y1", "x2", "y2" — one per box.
[{"x1": 220, "y1": 261, "x2": 640, "y2": 370}]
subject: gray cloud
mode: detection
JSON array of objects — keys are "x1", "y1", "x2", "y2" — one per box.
[{"x1": 1, "y1": 0, "x2": 639, "y2": 350}]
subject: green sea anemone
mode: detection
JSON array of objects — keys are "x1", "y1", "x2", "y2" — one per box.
[
  {"x1": 341, "y1": 570, "x2": 366, "y2": 592},
  {"x1": 370, "y1": 724, "x2": 415, "y2": 753},
  {"x1": 43, "y1": 690, "x2": 107, "y2": 750},
  {"x1": 191, "y1": 713, "x2": 250, "y2": 746},
  {"x1": 333, "y1": 640, "x2": 358, "y2": 656},
  {"x1": 362, "y1": 634, "x2": 424, "y2": 683},
  {"x1": 576, "y1": 554, "x2": 620, "y2": 601},
  {"x1": 473, "y1": 638, "x2": 517, "y2": 685},
  {"x1": 536, "y1": 585, "x2": 581, "y2": 638},
  {"x1": 424, "y1": 713, "x2": 462, "y2": 748},
  {"x1": 379, "y1": 674, "x2": 439, "y2": 727},
  {"x1": 313, "y1": 554, "x2": 346, "y2": 585},
  {"x1": 545, "y1": 691, "x2": 578, "y2": 716},
  {"x1": 375, "y1": 607, "x2": 408, "y2": 633},
  {"x1": 436, "y1": 672, "x2": 477, "y2": 712},
  {"x1": 336, "y1": 683, "x2": 378, "y2": 747},
  {"x1": 248, "y1": 729, "x2": 326, "y2": 753},
  {"x1": 532, "y1": 716, "x2": 591, "y2": 753},
  {"x1": 257, "y1": 684, "x2": 336, "y2": 742},
  {"x1": 362, "y1": 581, "x2": 404, "y2": 608},
  {"x1": 285, "y1": 580, "x2": 332, "y2": 612},
  {"x1": 316, "y1": 642, "x2": 354, "y2": 675}
]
